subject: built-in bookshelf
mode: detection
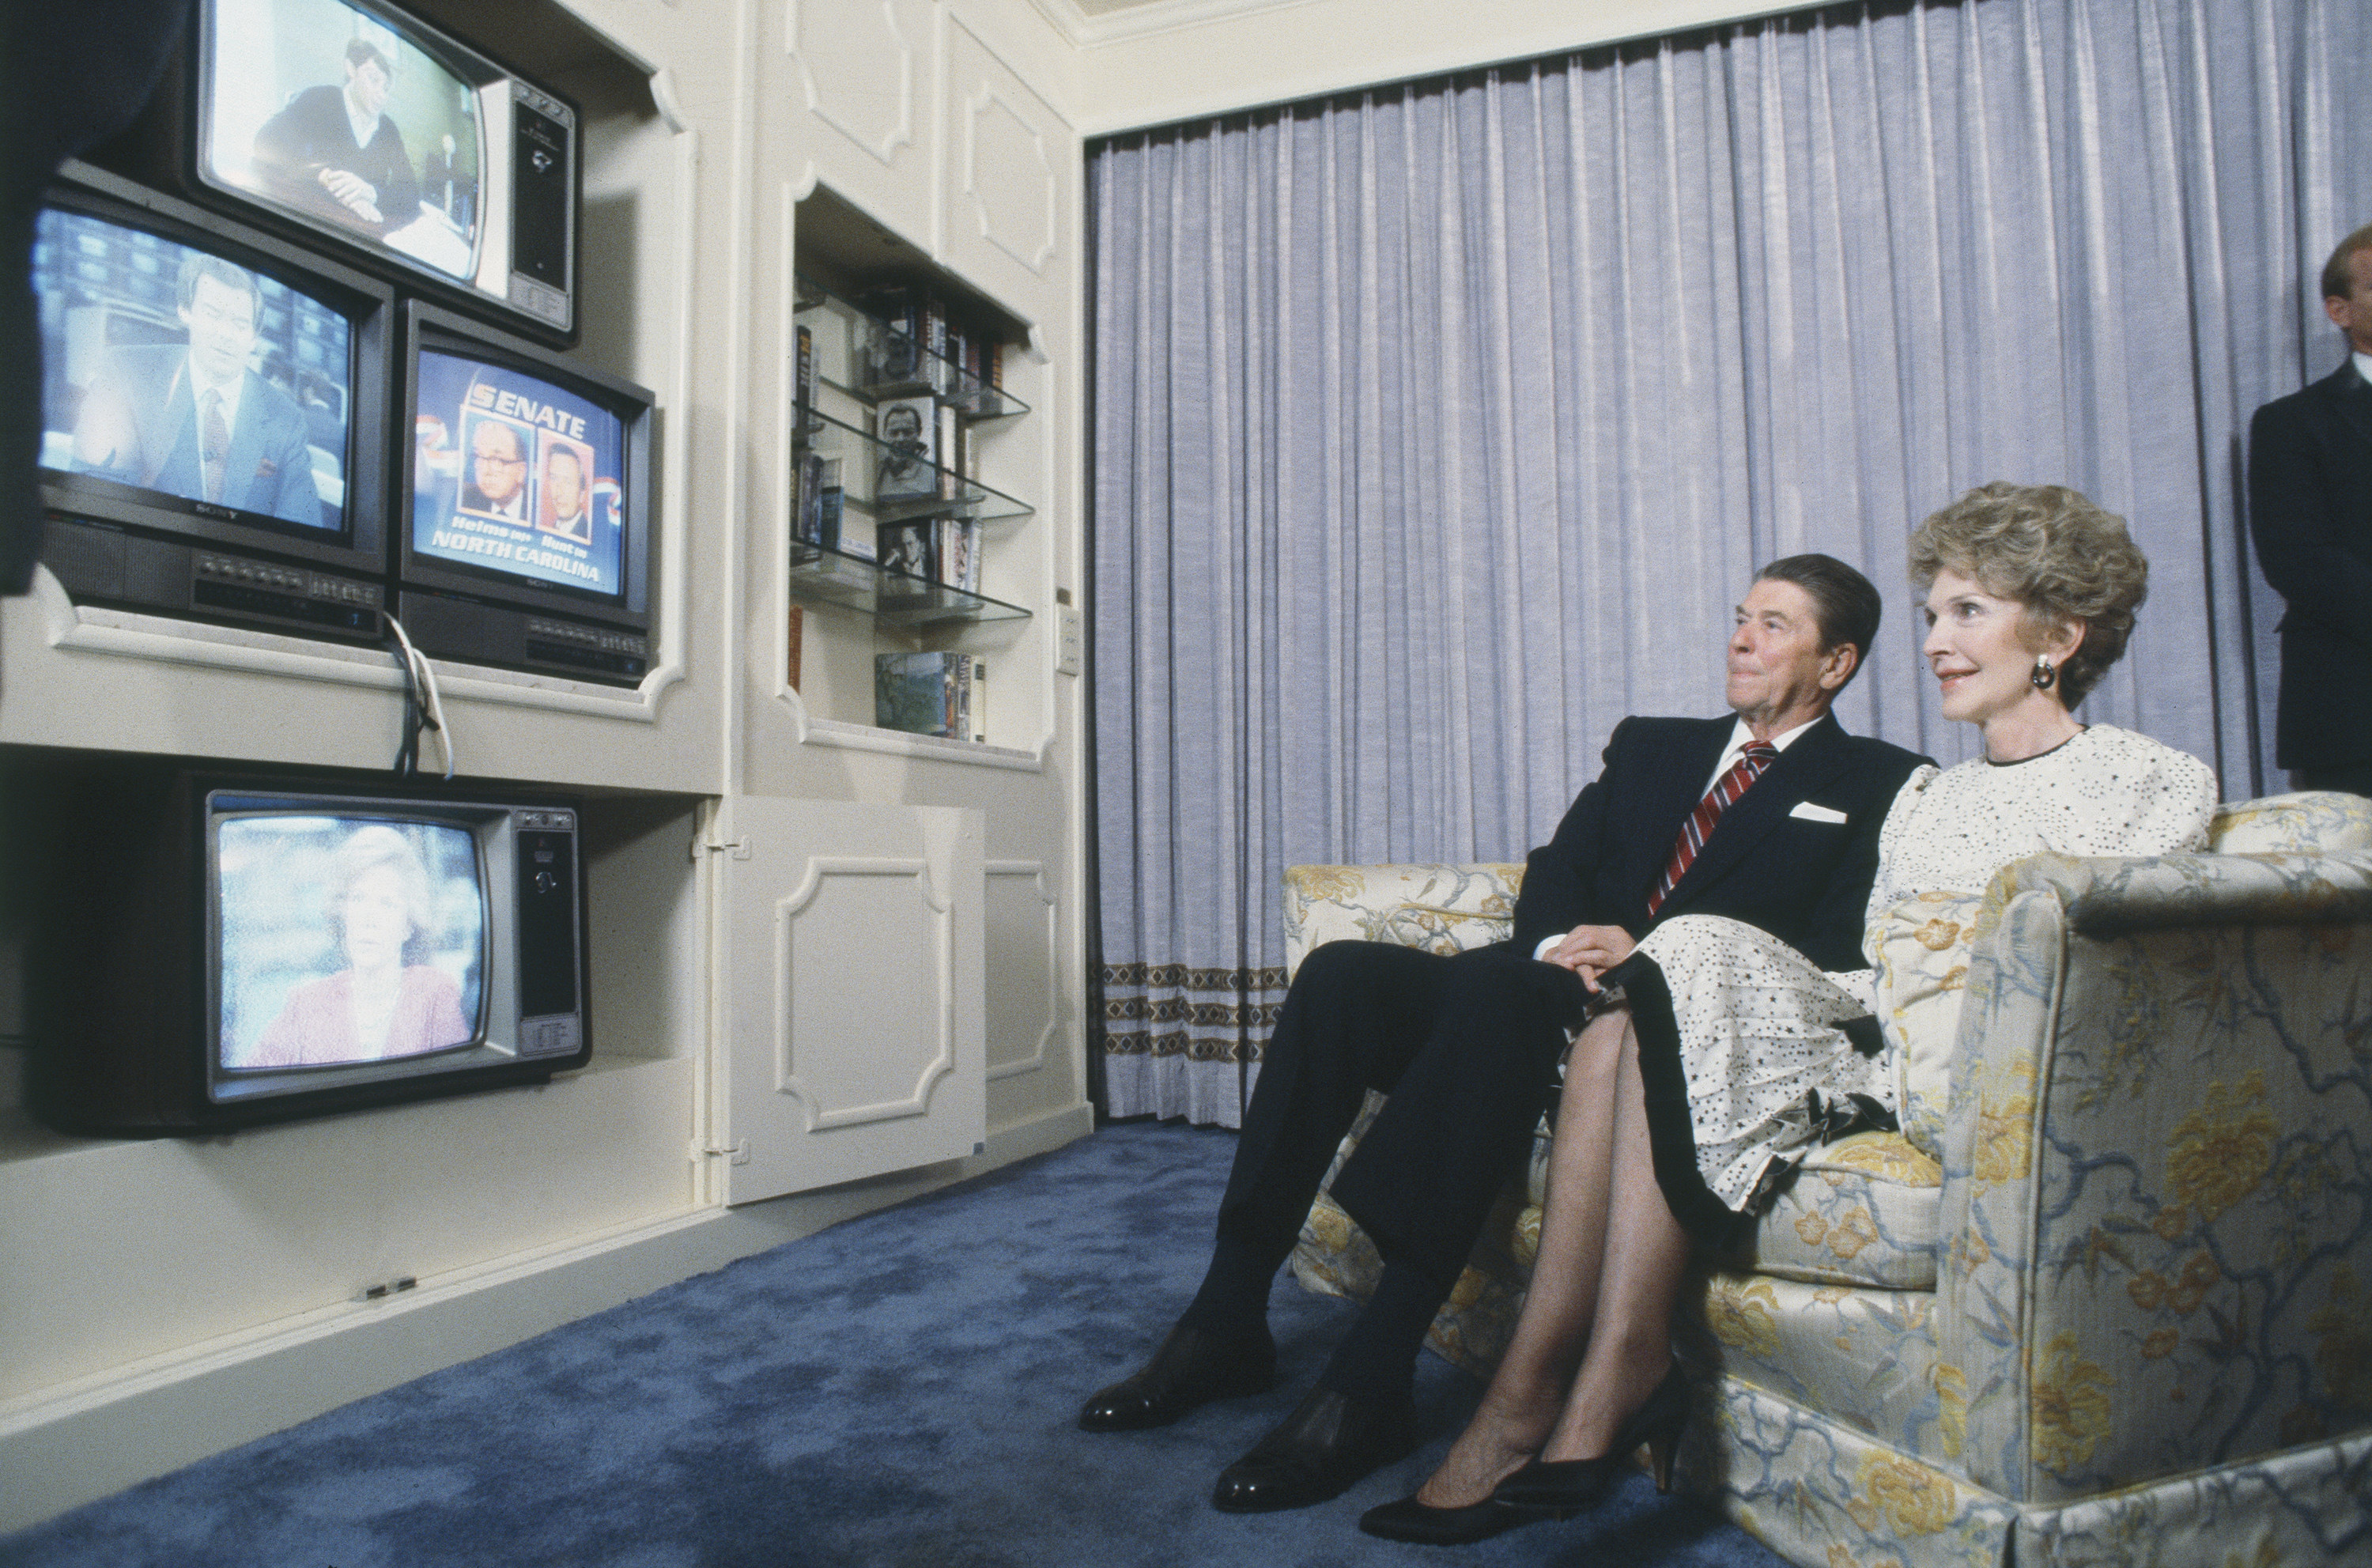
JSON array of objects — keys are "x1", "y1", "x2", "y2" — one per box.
[{"x1": 790, "y1": 190, "x2": 1037, "y2": 748}]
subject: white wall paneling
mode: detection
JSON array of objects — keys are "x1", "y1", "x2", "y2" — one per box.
[
  {"x1": 715, "y1": 796, "x2": 987, "y2": 1203},
  {"x1": 984, "y1": 860, "x2": 1060, "y2": 1081}
]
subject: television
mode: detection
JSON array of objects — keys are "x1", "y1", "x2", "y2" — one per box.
[
  {"x1": 32, "y1": 161, "x2": 394, "y2": 641},
  {"x1": 20, "y1": 761, "x2": 591, "y2": 1136},
  {"x1": 96, "y1": 0, "x2": 580, "y2": 345},
  {"x1": 393, "y1": 300, "x2": 655, "y2": 684}
]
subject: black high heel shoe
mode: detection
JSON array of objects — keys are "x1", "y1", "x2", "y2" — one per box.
[{"x1": 1490, "y1": 1359, "x2": 1689, "y2": 1513}]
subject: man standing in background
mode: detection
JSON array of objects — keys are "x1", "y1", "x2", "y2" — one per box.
[{"x1": 2249, "y1": 223, "x2": 2372, "y2": 795}]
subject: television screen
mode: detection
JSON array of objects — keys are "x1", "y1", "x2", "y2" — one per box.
[
  {"x1": 409, "y1": 346, "x2": 628, "y2": 598},
  {"x1": 18, "y1": 762, "x2": 591, "y2": 1136},
  {"x1": 187, "y1": 0, "x2": 580, "y2": 339},
  {"x1": 216, "y1": 815, "x2": 486, "y2": 1071},
  {"x1": 201, "y1": 0, "x2": 485, "y2": 285},
  {"x1": 32, "y1": 204, "x2": 353, "y2": 534}
]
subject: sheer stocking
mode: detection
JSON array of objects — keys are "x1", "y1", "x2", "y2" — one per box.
[{"x1": 1413, "y1": 1005, "x2": 1690, "y2": 1506}]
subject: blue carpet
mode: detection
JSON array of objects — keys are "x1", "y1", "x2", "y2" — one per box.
[{"x1": 1, "y1": 1121, "x2": 1788, "y2": 1566}]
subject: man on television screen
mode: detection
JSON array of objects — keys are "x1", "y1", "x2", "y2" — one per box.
[
  {"x1": 538, "y1": 441, "x2": 592, "y2": 544},
  {"x1": 251, "y1": 38, "x2": 424, "y2": 239},
  {"x1": 69, "y1": 254, "x2": 321, "y2": 527},
  {"x1": 459, "y1": 418, "x2": 530, "y2": 522}
]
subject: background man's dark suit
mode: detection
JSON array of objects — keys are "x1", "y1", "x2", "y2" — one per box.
[
  {"x1": 253, "y1": 85, "x2": 422, "y2": 239},
  {"x1": 77, "y1": 343, "x2": 319, "y2": 525},
  {"x1": 1218, "y1": 710, "x2": 1928, "y2": 1302},
  {"x1": 2249, "y1": 360, "x2": 2372, "y2": 780}
]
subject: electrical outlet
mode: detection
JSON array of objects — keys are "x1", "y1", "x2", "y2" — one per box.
[{"x1": 1056, "y1": 605, "x2": 1082, "y2": 677}]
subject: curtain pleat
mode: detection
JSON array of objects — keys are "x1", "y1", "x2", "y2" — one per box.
[{"x1": 1090, "y1": 0, "x2": 2372, "y2": 1126}]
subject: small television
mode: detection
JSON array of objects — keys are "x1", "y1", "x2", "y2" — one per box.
[
  {"x1": 96, "y1": 0, "x2": 580, "y2": 345},
  {"x1": 32, "y1": 161, "x2": 393, "y2": 640},
  {"x1": 21, "y1": 761, "x2": 591, "y2": 1137},
  {"x1": 394, "y1": 300, "x2": 655, "y2": 685}
]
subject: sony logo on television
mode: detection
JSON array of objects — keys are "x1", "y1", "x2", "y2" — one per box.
[{"x1": 192, "y1": 501, "x2": 237, "y2": 520}]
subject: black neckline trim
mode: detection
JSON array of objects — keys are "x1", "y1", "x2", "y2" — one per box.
[{"x1": 1985, "y1": 725, "x2": 2087, "y2": 767}]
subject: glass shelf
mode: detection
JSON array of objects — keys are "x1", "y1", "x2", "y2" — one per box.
[
  {"x1": 788, "y1": 542, "x2": 1032, "y2": 627},
  {"x1": 795, "y1": 274, "x2": 1029, "y2": 419},
  {"x1": 795, "y1": 406, "x2": 1032, "y2": 525}
]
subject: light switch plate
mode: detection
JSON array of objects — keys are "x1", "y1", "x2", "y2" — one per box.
[{"x1": 1056, "y1": 605, "x2": 1082, "y2": 677}]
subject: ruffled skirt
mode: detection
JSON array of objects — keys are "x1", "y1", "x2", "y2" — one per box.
[{"x1": 1603, "y1": 914, "x2": 1890, "y2": 1243}]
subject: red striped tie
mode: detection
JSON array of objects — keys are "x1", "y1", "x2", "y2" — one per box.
[{"x1": 1648, "y1": 741, "x2": 1778, "y2": 916}]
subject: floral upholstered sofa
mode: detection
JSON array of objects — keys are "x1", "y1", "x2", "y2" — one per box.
[{"x1": 1282, "y1": 792, "x2": 2372, "y2": 1568}]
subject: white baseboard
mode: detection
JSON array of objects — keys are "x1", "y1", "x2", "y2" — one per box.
[{"x1": 0, "y1": 1101, "x2": 1093, "y2": 1533}]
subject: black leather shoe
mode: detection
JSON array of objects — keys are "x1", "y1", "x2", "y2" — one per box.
[
  {"x1": 1078, "y1": 1323, "x2": 1277, "y2": 1431},
  {"x1": 1210, "y1": 1387, "x2": 1418, "y2": 1513},
  {"x1": 1358, "y1": 1492, "x2": 1552, "y2": 1543},
  {"x1": 1491, "y1": 1358, "x2": 1690, "y2": 1511}
]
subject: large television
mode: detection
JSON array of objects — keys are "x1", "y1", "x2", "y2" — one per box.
[
  {"x1": 20, "y1": 761, "x2": 591, "y2": 1137},
  {"x1": 32, "y1": 161, "x2": 393, "y2": 640},
  {"x1": 95, "y1": 0, "x2": 580, "y2": 345},
  {"x1": 394, "y1": 300, "x2": 655, "y2": 684}
]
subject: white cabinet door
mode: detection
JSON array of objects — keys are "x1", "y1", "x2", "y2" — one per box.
[{"x1": 713, "y1": 795, "x2": 985, "y2": 1203}]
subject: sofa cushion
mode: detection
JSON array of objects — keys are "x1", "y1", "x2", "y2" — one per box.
[
  {"x1": 1725, "y1": 1131, "x2": 1943, "y2": 1290},
  {"x1": 1870, "y1": 893, "x2": 1992, "y2": 1158},
  {"x1": 1282, "y1": 863, "x2": 1523, "y2": 976},
  {"x1": 2208, "y1": 791, "x2": 2372, "y2": 854}
]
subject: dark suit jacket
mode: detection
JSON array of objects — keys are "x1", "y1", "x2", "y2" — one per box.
[
  {"x1": 77, "y1": 345, "x2": 321, "y2": 527},
  {"x1": 252, "y1": 85, "x2": 423, "y2": 238},
  {"x1": 2248, "y1": 359, "x2": 2372, "y2": 769},
  {"x1": 1510, "y1": 713, "x2": 1932, "y2": 974}
]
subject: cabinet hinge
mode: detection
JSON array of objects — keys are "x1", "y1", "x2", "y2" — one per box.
[
  {"x1": 693, "y1": 1139, "x2": 751, "y2": 1165},
  {"x1": 694, "y1": 833, "x2": 751, "y2": 861}
]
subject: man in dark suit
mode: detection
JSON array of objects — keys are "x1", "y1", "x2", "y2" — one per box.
[
  {"x1": 1079, "y1": 554, "x2": 1930, "y2": 1513},
  {"x1": 251, "y1": 40, "x2": 422, "y2": 240},
  {"x1": 459, "y1": 418, "x2": 530, "y2": 522},
  {"x1": 70, "y1": 253, "x2": 319, "y2": 526},
  {"x1": 2249, "y1": 222, "x2": 2372, "y2": 795}
]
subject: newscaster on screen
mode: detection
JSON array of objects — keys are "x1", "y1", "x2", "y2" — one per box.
[
  {"x1": 205, "y1": 0, "x2": 483, "y2": 281},
  {"x1": 33, "y1": 207, "x2": 350, "y2": 531},
  {"x1": 217, "y1": 818, "x2": 485, "y2": 1071}
]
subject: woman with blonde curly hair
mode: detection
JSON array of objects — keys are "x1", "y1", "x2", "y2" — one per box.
[
  {"x1": 248, "y1": 825, "x2": 471, "y2": 1067},
  {"x1": 1362, "y1": 482, "x2": 2217, "y2": 1545}
]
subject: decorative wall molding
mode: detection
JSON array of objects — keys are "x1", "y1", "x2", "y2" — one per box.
[
  {"x1": 772, "y1": 857, "x2": 956, "y2": 1128},
  {"x1": 788, "y1": 0, "x2": 919, "y2": 168},
  {"x1": 985, "y1": 860, "x2": 1060, "y2": 1080}
]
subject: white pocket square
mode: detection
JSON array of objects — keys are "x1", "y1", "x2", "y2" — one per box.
[{"x1": 1789, "y1": 801, "x2": 1849, "y2": 824}]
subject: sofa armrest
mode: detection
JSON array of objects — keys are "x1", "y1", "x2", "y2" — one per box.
[
  {"x1": 1281, "y1": 863, "x2": 1524, "y2": 978},
  {"x1": 1937, "y1": 853, "x2": 2372, "y2": 1504}
]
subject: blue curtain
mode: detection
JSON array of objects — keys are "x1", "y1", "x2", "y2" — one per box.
[{"x1": 1089, "y1": 0, "x2": 2372, "y2": 1125}]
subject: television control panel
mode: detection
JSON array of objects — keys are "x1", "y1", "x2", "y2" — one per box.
[
  {"x1": 44, "y1": 515, "x2": 384, "y2": 640},
  {"x1": 516, "y1": 805, "x2": 584, "y2": 1060}
]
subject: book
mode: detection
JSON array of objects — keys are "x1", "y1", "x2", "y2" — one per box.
[
  {"x1": 874, "y1": 395, "x2": 937, "y2": 501},
  {"x1": 795, "y1": 449, "x2": 825, "y2": 547},
  {"x1": 794, "y1": 452, "x2": 844, "y2": 551},
  {"x1": 935, "y1": 401, "x2": 960, "y2": 501},
  {"x1": 794, "y1": 322, "x2": 815, "y2": 438},
  {"x1": 970, "y1": 660, "x2": 986, "y2": 742},
  {"x1": 786, "y1": 603, "x2": 803, "y2": 691},
  {"x1": 815, "y1": 468, "x2": 844, "y2": 554},
  {"x1": 876, "y1": 520, "x2": 935, "y2": 582},
  {"x1": 861, "y1": 286, "x2": 923, "y2": 387},
  {"x1": 874, "y1": 651, "x2": 973, "y2": 739},
  {"x1": 935, "y1": 516, "x2": 979, "y2": 593},
  {"x1": 923, "y1": 296, "x2": 950, "y2": 395}
]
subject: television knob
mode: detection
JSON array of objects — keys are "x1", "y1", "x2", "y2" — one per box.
[{"x1": 534, "y1": 870, "x2": 559, "y2": 895}]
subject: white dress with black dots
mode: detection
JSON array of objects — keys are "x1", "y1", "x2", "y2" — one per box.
[{"x1": 1629, "y1": 724, "x2": 2217, "y2": 1215}]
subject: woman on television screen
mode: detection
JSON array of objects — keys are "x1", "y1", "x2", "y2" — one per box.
[{"x1": 248, "y1": 825, "x2": 472, "y2": 1066}]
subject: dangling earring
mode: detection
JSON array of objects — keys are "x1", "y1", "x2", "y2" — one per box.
[{"x1": 2031, "y1": 656, "x2": 2057, "y2": 691}]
